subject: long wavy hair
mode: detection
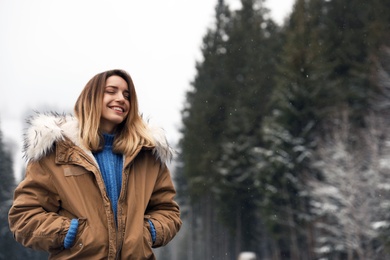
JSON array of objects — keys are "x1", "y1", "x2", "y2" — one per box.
[{"x1": 74, "y1": 69, "x2": 155, "y2": 156}]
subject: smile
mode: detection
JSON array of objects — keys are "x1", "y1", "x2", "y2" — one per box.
[{"x1": 110, "y1": 106, "x2": 125, "y2": 113}]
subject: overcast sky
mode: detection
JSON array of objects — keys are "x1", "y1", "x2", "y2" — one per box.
[{"x1": 0, "y1": 0, "x2": 294, "y2": 179}]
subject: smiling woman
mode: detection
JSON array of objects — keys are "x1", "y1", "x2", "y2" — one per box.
[{"x1": 8, "y1": 69, "x2": 182, "y2": 260}]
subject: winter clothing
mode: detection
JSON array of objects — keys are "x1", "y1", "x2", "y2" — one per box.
[
  {"x1": 93, "y1": 133, "x2": 123, "y2": 222},
  {"x1": 8, "y1": 113, "x2": 182, "y2": 260}
]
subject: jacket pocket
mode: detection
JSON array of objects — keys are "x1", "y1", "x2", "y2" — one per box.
[
  {"x1": 67, "y1": 218, "x2": 88, "y2": 254},
  {"x1": 49, "y1": 218, "x2": 88, "y2": 257},
  {"x1": 69, "y1": 218, "x2": 87, "y2": 248}
]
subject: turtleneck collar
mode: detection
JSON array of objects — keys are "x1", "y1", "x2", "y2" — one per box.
[{"x1": 103, "y1": 133, "x2": 115, "y2": 147}]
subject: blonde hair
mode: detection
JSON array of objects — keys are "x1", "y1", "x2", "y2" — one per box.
[{"x1": 74, "y1": 69, "x2": 155, "y2": 156}]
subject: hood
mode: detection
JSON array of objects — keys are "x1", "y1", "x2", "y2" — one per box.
[{"x1": 23, "y1": 112, "x2": 174, "y2": 163}]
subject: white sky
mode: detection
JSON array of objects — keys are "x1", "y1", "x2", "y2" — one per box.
[{"x1": 0, "y1": 0, "x2": 294, "y2": 180}]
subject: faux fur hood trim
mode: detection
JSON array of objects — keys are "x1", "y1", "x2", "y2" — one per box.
[{"x1": 23, "y1": 112, "x2": 174, "y2": 163}]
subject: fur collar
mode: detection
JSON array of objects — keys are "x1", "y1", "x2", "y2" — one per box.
[{"x1": 23, "y1": 112, "x2": 174, "y2": 163}]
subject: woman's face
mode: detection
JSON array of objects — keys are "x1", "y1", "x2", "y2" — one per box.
[{"x1": 99, "y1": 75, "x2": 130, "y2": 133}]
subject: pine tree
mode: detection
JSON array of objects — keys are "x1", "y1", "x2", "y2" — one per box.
[
  {"x1": 178, "y1": 1, "x2": 234, "y2": 258},
  {"x1": 299, "y1": 0, "x2": 390, "y2": 258},
  {"x1": 257, "y1": 0, "x2": 334, "y2": 258},
  {"x1": 180, "y1": 0, "x2": 231, "y2": 200},
  {"x1": 178, "y1": 0, "x2": 282, "y2": 258},
  {"x1": 214, "y1": 0, "x2": 281, "y2": 256},
  {"x1": 308, "y1": 0, "x2": 390, "y2": 258}
]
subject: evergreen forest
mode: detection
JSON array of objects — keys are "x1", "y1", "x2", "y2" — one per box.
[
  {"x1": 1, "y1": 0, "x2": 390, "y2": 259},
  {"x1": 172, "y1": 0, "x2": 390, "y2": 259}
]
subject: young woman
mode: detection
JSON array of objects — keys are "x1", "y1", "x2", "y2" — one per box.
[{"x1": 8, "y1": 69, "x2": 182, "y2": 259}]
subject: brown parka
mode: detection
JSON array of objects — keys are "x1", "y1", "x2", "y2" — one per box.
[{"x1": 8, "y1": 113, "x2": 182, "y2": 259}]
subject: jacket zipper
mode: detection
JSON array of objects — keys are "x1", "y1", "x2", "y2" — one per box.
[
  {"x1": 115, "y1": 163, "x2": 130, "y2": 259},
  {"x1": 78, "y1": 151, "x2": 119, "y2": 259}
]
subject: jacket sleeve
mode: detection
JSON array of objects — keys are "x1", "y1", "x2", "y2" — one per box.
[
  {"x1": 8, "y1": 159, "x2": 73, "y2": 252},
  {"x1": 146, "y1": 163, "x2": 182, "y2": 248}
]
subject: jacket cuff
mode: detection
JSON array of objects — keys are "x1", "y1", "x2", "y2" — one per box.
[
  {"x1": 64, "y1": 219, "x2": 79, "y2": 249},
  {"x1": 147, "y1": 219, "x2": 156, "y2": 244}
]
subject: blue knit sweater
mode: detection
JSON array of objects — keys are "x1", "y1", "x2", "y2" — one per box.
[{"x1": 93, "y1": 133, "x2": 123, "y2": 221}]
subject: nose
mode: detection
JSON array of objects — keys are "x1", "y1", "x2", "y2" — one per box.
[{"x1": 115, "y1": 92, "x2": 126, "y2": 102}]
